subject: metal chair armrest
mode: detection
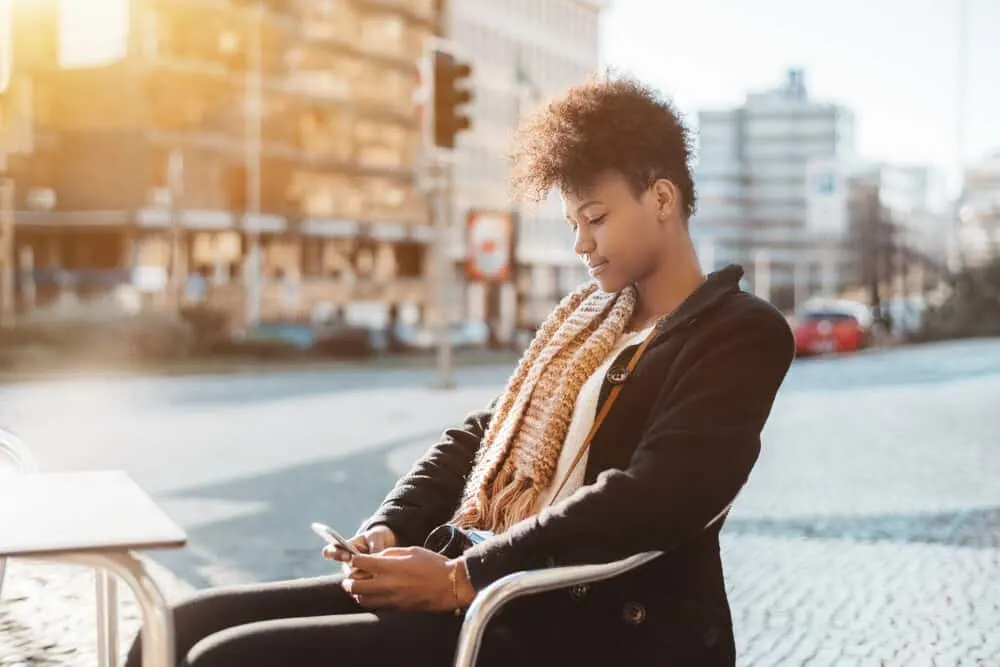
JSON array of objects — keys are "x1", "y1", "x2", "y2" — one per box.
[
  {"x1": 0, "y1": 427, "x2": 39, "y2": 474},
  {"x1": 453, "y1": 551, "x2": 662, "y2": 667}
]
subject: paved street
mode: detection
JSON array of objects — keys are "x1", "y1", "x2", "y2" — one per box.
[{"x1": 2, "y1": 338, "x2": 1000, "y2": 665}]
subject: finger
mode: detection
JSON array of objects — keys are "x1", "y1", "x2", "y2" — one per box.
[
  {"x1": 338, "y1": 559, "x2": 375, "y2": 578},
  {"x1": 348, "y1": 553, "x2": 386, "y2": 574},
  {"x1": 341, "y1": 575, "x2": 393, "y2": 597},
  {"x1": 323, "y1": 545, "x2": 348, "y2": 562},
  {"x1": 347, "y1": 568, "x2": 374, "y2": 580},
  {"x1": 377, "y1": 547, "x2": 413, "y2": 559},
  {"x1": 352, "y1": 535, "x2": 371, "y2": 554},
  {"x1": 323, "y1": 544, "x2": 349, "y2": 562}
]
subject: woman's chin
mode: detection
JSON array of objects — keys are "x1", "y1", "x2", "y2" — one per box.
[{"x1": 593, "y1": 273, "x2": 628, "y2": 294}]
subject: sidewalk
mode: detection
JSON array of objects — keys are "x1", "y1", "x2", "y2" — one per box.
[{"x1": 0, "y1": 558, "x2": 194, "y2": 666}]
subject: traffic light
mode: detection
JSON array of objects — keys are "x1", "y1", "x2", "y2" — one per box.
[{"x1": 432, "y1": 50, "x2": 473, "y2": 150}]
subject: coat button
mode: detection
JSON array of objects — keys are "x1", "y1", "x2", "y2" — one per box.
[
  {"x1": 606, "y1": 366, "x2": 628, "y2": 385},
  {"x1": 621, "y1": 601, "x2": 646, "y2": 625},
  {"x1": 568, "y1": 584, "x2": 589, "y2": 601}
]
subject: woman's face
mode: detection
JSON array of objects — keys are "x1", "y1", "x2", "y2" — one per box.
[{"x1": 562, "y1": 171, "x2": 676, "y2": 293}]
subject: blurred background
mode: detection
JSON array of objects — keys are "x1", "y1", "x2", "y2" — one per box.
[
  {"x1": 1, "y1": 1, "x2": 999, "y2": 665},
  {"x1": 0, "y1": 0, "x2": 998, "y2": 362}
]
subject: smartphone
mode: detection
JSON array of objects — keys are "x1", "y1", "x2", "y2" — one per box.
[{"x1": 311, "y1": 522, "x2": 362, "y2": 556}]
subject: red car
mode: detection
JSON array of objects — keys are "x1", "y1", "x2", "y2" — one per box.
[{"x1": 794, "y1": 309, "x2": 871, "y2": 357}]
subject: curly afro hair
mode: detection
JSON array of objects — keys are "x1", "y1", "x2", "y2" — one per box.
[{"x1": 509, "y1": 71, "x2": 697, "y2": 218}]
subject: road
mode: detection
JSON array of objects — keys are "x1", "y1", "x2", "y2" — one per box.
[{"x1": 2, "y1": 338, "x2": 999, "y2": 665}]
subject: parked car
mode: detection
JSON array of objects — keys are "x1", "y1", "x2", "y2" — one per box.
[
  {"x1": 394, "y1": 321, "x2": 490, "y2": 352},
  {"x1": 313, "y1": 323, "x2": 386, "y2": 358},
  {"x1": 221, "y1": 321, "x2": 314, "y2": 358},
  {"x1": 794, "y1": 300, "x2": 873, "y2": 357},
  {"x1": 223, "y1": 321, "x2": 384, "y2": 359}
]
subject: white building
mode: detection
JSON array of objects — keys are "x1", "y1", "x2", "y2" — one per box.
[
  {"x1": 448, "y1": 0, "x2": 604, "y2": 341},
  {"x1": 693, "y1": 69, "x2": 856, "y2": 310},
  {"x1": 873, "y1": 163, "x2": 950, "y2": 260},
  {"x1": 805, "y1": 159, "x2": 950, "y2": 306},
  {"x1": 958, "y1": 153, "x2": 1000, "y2": 267}
]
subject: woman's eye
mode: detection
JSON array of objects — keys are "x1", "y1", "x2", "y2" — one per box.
[{"x1": 588, "y1": 214, "x2": 607, "y2": 225}]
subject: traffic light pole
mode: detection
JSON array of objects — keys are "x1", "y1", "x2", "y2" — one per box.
[
  {"x1": 422, "y1": 37, "x2": 454, "y2": 390},
  {"x1": 432, "y1": 162, "x2": 455, "y2": 390},
  {"x1": 167, "y1": 149, "x2": 185, "y2": 313},
  {"x1": 422, "y1": 33, "x2": 473, "y2": 390},
  {"x1": 244, "y1": 0, "x2": 264, "y2": 328},
  {"x1": 0, "y1": 175, "x2": 14, "y2": 329}
]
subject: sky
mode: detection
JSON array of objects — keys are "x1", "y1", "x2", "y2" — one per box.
[{"x1": 601, "y1": 0, "x2": 1000, "y2": 185}]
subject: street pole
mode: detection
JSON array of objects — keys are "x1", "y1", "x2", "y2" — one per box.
[
  {"x1": 167, "y1": 148, "x2": 184, "y2": 312},
  {"x1": 793, "y1": 257, "x2": 807, "y2": 312},
  {"x1": 0, "y1": 175, "x2": 14, "y2": 329},
  {"x1": 433, "y1": 163, "x2": 454, "y2": 389},
  {"x1": 867, "y1": 191, "x2": 883, "y2": 327},
  {"x1": 421, "y1": 37, "x2": 454, "y2": 390},
  {"x1": 753, "y1": 249, "x2": 770, "y2": 303},
  {"x1": 952, "y1": 0, "x2": 969, "y2": 273},
  {"x1": 244, "y1": 0, "x2": 264, "y2": 327}
]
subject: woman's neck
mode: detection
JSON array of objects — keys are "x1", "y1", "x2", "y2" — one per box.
[{"x1": 631, "y1": 234, "x2": 705, "y2": 327}]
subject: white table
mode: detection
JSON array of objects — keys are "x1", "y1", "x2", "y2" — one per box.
[{"x1": 0, "y1": 470, "x2": 187, "y2": 667}]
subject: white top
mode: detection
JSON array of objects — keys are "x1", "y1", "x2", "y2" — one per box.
[{"x1": 534, "y1": 324, "x2": 656, "y2": 512}]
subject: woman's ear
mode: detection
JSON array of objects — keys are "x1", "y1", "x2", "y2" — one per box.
[{"x1": 652, "y1": 178, "x2": 679, "y2": 220}]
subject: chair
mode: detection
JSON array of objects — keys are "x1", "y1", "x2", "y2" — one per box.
[
  {"x1": 0, "y1": 428, "x2": 120, "y2": 667},
  {"x1": 0, "y1": 427, "x2": 40, "y2": 600},
  {"x1": 452, "y1": 500, "x2": 736, "y2": 667},
  {"x1": 454, "y1": 550, "x2": 662, "y2": 667}
]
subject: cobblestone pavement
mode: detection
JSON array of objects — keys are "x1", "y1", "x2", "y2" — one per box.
[
  {"x1": 2, "y1": 338, "x2": 999, "y2": 665},
  {"x1": 0, "y1": 559, "x2": 193, "y2": 666}
]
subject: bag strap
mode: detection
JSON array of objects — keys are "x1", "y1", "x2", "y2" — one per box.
[{"x1": 547, "y1": 320, "x2": 662, "y2": 504}]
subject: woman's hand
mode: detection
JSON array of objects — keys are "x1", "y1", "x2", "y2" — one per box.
[
  {"x1": 322, "y1": 525, "x2": 398, "y2": 576},
  {"x1": 340, "y1": 547, "x2": 476, "y2": 612}
]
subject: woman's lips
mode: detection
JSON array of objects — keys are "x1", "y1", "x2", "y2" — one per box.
[{"x1": 588, "y1": 261, "x2": 609, "y2": 277}]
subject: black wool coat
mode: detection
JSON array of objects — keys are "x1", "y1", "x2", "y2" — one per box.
[{"x1": 365, "y1": 265, "x2": 795, "y2": 666}]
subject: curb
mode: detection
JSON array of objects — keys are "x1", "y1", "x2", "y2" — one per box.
[{"x1": 0, "y1": 350, "x2": 522, "y2": 385}]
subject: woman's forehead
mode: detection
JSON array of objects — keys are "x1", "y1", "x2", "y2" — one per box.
[{"x1": 561, "y1": 174, "x2": 635, "y2": 209}]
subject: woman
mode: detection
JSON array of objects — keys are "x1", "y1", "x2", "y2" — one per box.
[{"x1": 126, "y1": 73, "x2": 795, "y2": 667}]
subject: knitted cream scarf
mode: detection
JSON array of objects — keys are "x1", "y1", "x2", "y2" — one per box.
[{"x1": 451, "y1": 282, "x2": 638, "y2": 534}]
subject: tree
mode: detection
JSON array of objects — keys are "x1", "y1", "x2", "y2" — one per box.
[{"x1": 916, "y1": 257, "x2": 1000, "y2": 341}]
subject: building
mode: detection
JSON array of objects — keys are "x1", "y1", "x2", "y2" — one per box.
[
  {"x1": 693, "y1": 68, "x2": 856, "y2": 310},
  {"x1": 2, "y1": 0, "x2": 437, "y2": 326},
  {"x1": 447, "y1": 0, "x2": 604, "y2": 342},
  {"x1": 805, "y1": 159, "x2": 948, "y2": 310},
  {"x1": 868, "y1": 163, "x2": 950, "y2": 276},
  {"x1": 957, "y1": 152, "x2": 1000, "y2": 267}
]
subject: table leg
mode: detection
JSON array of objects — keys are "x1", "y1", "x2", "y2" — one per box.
[
  {"x1": 96, "y1": 568, "x2": 120, "y2": 667},
  {"x1": 34, "y1": 551, "x2": 175, "y2": 667}
]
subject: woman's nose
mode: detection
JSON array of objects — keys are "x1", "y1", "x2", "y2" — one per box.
[{"x1": 574, "y1": 226, "x2": 595, "y2": 257}]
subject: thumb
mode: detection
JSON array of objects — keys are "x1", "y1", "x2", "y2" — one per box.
[
  {"x1": 349, "y1": 553, "x2": 382, "y2": 574},
  {"x1": 367, "y1": 534, "x2": 390, "y2": 553},
  {"x1": 352, "y1": 534, "x2": 372, "y2": 554}
]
